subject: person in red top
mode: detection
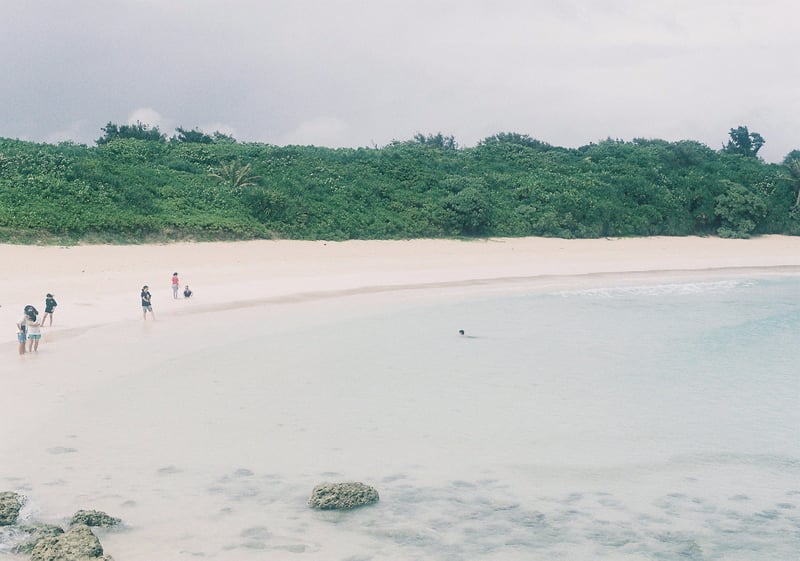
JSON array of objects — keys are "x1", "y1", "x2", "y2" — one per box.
[{"x1": 171, "y1": 272, "x2": 180, "y2": 299}]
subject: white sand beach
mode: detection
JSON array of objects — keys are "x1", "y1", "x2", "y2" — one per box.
[
  {"x1": 2, "y1": 235, "x2": 800, "y2": 331},
  {"x1": 2, "y1": 235, "x2": 800, "y2": 560}
]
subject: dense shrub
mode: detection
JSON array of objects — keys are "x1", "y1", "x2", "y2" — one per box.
[{"x1": 0, "y1": 133, "x2": 798, "y2": 242}]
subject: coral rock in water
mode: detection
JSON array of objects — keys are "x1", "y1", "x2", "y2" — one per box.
[
  {"x1": 0, "y1": 492, "x2": 23, "y2": 526},
  {"x1": 12, "y1": 523, "x2": 65, "y2": 555},
  {"x1": 308, "y1": 482, "x2": 380, "y2": 510},
  {"x1": 30, "y1": 524, "x2": 112, "y2": 561},
  {"x1": 70, "y1": 510, "x2": 121, "y2": 528}
]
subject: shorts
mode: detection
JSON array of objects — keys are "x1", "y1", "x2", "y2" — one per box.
[
  {"x1": 17, "y1": 333, "x2": 26, "y2": 343},
  {"x1": 142, "y1": 305, "x2": 153, "y2": 312},
  {"x1": 27, "y1": 333, "x2": 41, "y2": 340}
]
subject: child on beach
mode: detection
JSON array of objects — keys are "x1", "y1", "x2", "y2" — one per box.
[
  {"x1": 183, "y1": 285, "x2": 192, "y2": 298},
  {"x1": 171, "y1": 272, "x2": 180, "y2": 299},
  {"x1": 25, "y1": 312, "x2": 41, "y2": 352},
  {"x1": 41, "y1": 293, "x2": 57, "y2": 326},
  {"x1": 16, "y1": 316, "x2": 27, "y2": 355}
]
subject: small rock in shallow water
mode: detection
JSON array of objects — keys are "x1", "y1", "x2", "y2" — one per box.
[
  {"x1": 47, "y1": 447, "x2": 78, "y2": 455},
  {"x1": 0, "y1": 492, "x2": 23, "y2": 526},
  {"x1": 308, "y1": 482, "x2": 379, "y2": 510},
  {"x1": 12, "y1": 523, "x2": 65, "y2": 555},
  {"x1": 30, "y1": 524, "x2": 110, "y2": 561},
  {"x1": 70, "y1": 510, "x2": 121, "y2": 528}
]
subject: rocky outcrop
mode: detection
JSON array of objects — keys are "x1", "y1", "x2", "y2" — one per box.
[
  {"x1": 0, "y1": 492, "x2": 23, "y2": 525},
  {"x1": 0, "y1": 491, "x2": 119, "y2": 560},
  {"x1": 30, "y1": 524, "x2": 113, "y2": 561},
  {"x1": 12, "y1": 523, "x2": 65, "y2": 554},
  {"x1": 70, "y1": 510, "x2": 120, "y2": 528},
  {"x1": 308, "y1": 482, "x2": 379, "y2": 510}
]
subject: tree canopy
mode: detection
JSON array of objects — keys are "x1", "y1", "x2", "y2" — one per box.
[
  {"x1": 96, "y1": 121, "x2": 167, "y2": 144},
  {"x1": 722, "y1": 125, "x2": 765, "y2": 158},
  {"x1": 172, "y1": 127, "x2": 214, "y2": 144},
  {"x1": 0, "y1": 125, "x2": 797, "y2": 243}
]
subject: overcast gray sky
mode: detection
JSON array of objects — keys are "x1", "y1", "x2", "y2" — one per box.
[{"x1": 2, "y1": 0, "x2": 798, "y2": 162}]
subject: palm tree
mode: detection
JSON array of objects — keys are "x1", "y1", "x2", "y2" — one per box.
[
  {"x1": 783, "y1": 150, "x2": 800, "y2": 210},
  {"x1": 208, "y1": 161, "x2": 260, "y2": 189},
  {"x1": 786, "y1": 158, "x2": 800, "y2": 208}
]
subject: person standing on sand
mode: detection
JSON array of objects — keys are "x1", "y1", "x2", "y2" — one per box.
[
  {"x1": 16, "y1": 315, "x2": 27, "y2": 355},
  {"x1": 141, "y1": 285, "x2": 155, "y2": 320},
  {"x1": 41, "y1": 293, "x2": 57, "y2": 326},
  {"x1": 25, "y1": 311, "x2": 41, "y2": 352},
  {"x1": 171, "y1": 272, "x2": 180, "y2": 299}
]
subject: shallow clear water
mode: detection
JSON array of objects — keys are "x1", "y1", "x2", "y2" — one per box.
[{"x1": 2, "y1": 273, "x2": 799, "y2": 560}]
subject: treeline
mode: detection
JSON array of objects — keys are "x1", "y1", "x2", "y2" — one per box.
[{"x1": 0, "y1": 124, "x2": 799, "y2": 243}]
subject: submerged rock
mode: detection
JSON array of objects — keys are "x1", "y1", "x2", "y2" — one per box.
[
  {"x1": 0, "y1": 491, "x2": 23, "y2": 526},
  {"x1": 70, "y1": 510, "x2": 120, "y2": 528},
  {"x1": 30, "y1": 524, "x2": 112, "y2": 561},
  {"x1": 12, "y1": 523, "x2": 65, "y2": 555},
  {"x1": 308, "y1": 482, "x2": 379, "y2": 510}
]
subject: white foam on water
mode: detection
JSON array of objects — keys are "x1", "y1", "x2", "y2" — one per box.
[{"x1": 554, "y1": 278, "x2": 754, "y2": 298}]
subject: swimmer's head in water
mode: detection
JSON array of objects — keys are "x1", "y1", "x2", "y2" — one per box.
[{"x1": 458, "y1": 329, "x2": 465, "y2": 335}]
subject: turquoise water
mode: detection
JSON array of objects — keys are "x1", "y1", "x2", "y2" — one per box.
[
  {"x1": 3, "y1": 273, "x2": 799, "y2": 560},
  {"x1": 262, "y1": 274, "x2": 800, "y2": 560}
]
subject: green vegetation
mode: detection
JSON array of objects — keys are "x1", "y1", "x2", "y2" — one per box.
[{"x1": 1, "y1": 125, "x2": 798, "y2": 243}]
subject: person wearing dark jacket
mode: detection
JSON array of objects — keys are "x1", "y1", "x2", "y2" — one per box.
[{"x1": 42, "y1": 293, "x2": 57, "y2": 326}]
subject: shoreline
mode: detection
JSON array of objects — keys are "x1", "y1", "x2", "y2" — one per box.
[{"x1": 2, "y1": 235, "x2": 800, "y2": 337}]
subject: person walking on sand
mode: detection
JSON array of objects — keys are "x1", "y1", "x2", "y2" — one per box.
[
  {"x1": 16, "y1": 314, "x2": 27, "y2": 355},
  {"x1": 25, "y1": 310, "x2": 41, "y2": 352},
  {"x1": 171, "y1": 272, "x2": 180, "y2": 299},
  {"x1": 141, "y1": 285, "x2": 155, "y2": 320},
  {"x1": 41, "y1": 293, "x2": 57, "y2": 326}
]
